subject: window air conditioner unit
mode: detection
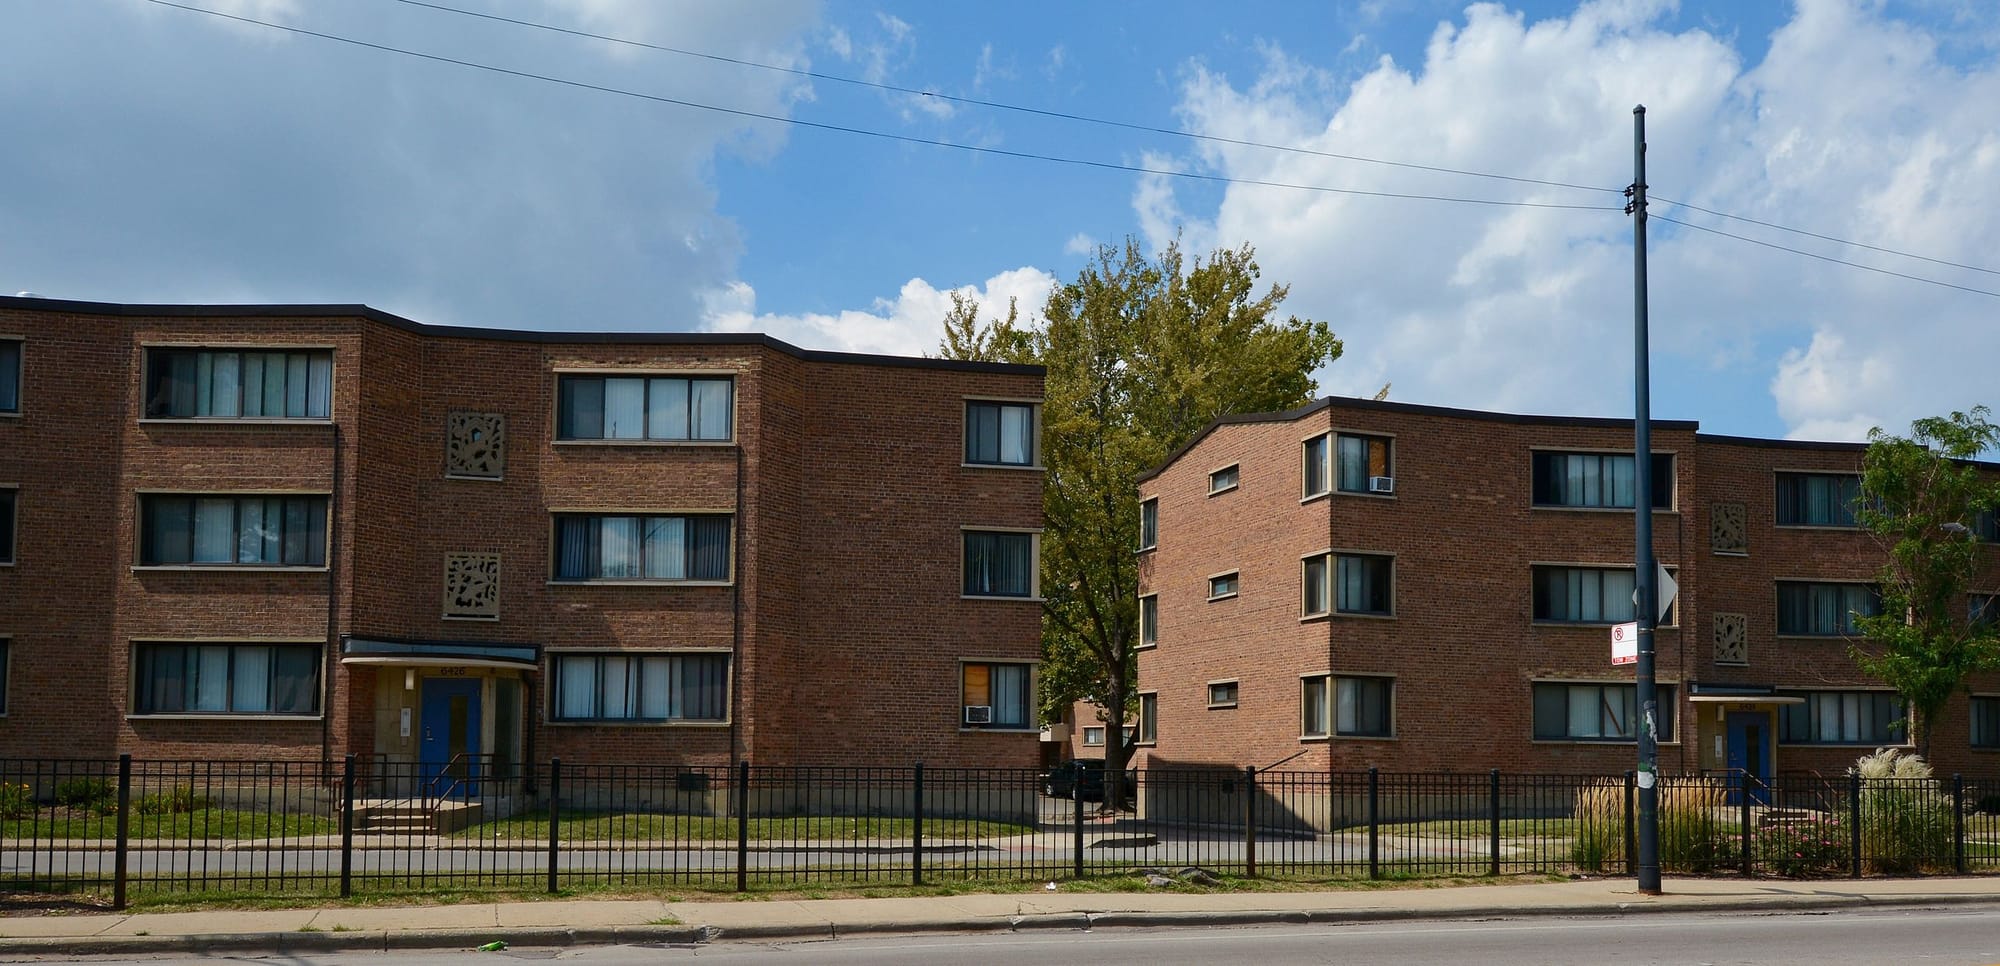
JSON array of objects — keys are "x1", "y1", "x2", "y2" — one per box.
[
  {"x1": 1368, "y1": 476, "x2": 1395, "y2": 494},
  {"x1": 964, "y1": 705, "x2": 993, "y2": 725}
]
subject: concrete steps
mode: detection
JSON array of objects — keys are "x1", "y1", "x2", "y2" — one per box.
[{"x1": 353, "y1": 798, "x2": 486, "y2": 836}]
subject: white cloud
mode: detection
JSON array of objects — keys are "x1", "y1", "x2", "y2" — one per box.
[
  {"x1": 1063, "y1": 233, "x2": 1099, "y2": 256},
  {"x1": 701, "y1": 268, "x2": 1057, "y2": 357},
  {"x1": 1148, "y1": 0, "x2": 2000, "y2": 439}
]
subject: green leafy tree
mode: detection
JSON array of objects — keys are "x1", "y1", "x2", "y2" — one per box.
[
  {"x1": 941, "y1": 237, "x2": 1340, "y2": 805},
  {"x1": 1851, "y1": 406, "x2": 2000, "y2": 759}
]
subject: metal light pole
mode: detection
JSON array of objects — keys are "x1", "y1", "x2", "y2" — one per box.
[{"x1": 1628, "y1": 105, "x2": 1662, "y2": 895}]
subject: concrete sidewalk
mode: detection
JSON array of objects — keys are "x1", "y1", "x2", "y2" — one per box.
[{"x1": 8, "y1": 877, "x2": 2000, "y2": 955}]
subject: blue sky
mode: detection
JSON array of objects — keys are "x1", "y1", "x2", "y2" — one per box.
[{"x1": 4, "y1": 1, "x2": 1999, "y2": 442}]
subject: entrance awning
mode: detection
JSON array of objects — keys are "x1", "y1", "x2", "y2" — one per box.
[
  {"x1": 340, "y1": 635, "x2": 539, "y2": 670},
  {"x1": 1687, "y1": 682, "x2": 1803, "y2": 704}
]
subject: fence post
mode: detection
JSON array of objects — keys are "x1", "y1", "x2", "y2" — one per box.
[
  {"x1": 1954, "y1": 774, "x2": 1966, "y2": 875},
  {"x1": 1243, "y1": 766, "x2": 1258, "y2": 879},
  {"x1": 546, "y1": 758, "x2": 561, "y2": 894},
  {"x1": 339, "y1": 754, "x2": 356, "y2": 898},
  {"x1": 735, "y1": 761, "x2": 751, "y2": 893},
  {"x1": 1488, "y1": 769, "x2": 1501, "y2": 877},
  {"x1": 911, "y1": 762, "x2": 925, "y2": 887},
  {"x1": 1367, "y1": 767, "x2": 1380, "y2": 881},
  {"x1": 1072, "y1": 771, "x2": 1085, "y2": 880},
  {"x1": 1739, "y1": 771, "x2": 1752, "y2": 875},
  {"x1": 112, "y1": 755, "x2": 132, "y2": 911},
  {"x1": 1849, "y1": 769, "x2": 1862, "y2": 878},
  {"x1": 1623, "y1": 770, "x2": 1637, "y2": 876}
]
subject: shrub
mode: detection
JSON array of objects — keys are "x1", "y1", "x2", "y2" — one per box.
[
  {"x1": 1853, "y1": 748, "x2": 1953, "y2": 874},
  {"x1": 135, "y1": 786, "x2": 210, "y2": 816},
  {"x1": 55, "y1": 777, "x2": 113, "y2": 810},
  {"x1": 0, "y1": 782, "x2": 34, "y2": 820},
  {"x1": 1570, "y1": 779, "x2": 1624, "y2": 871},
  {"x1": 1570, "y1": 776, "x2": 1735, "y2": 873},
  {"x1": 1758, "y1": 815, "x2": 1847, "y2": 877}
]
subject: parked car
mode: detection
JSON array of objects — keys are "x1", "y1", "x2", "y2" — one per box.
[{"x1": 1042, "y1": 759, "x2": 1137, "y2": 801}]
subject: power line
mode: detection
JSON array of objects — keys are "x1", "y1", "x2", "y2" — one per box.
[
  {"x1": 144, "y1": 0, "x2": 1620, "y2": 212},
  {"x1": 1653, "y1": 214, "x2": 2000, "y2": 300},
  {"x1": 1655, "y1": 196, "x2": 2000, "y2": 278},
  {"x1": 388, "y1": 0, "x2": 1624, "y2": 198}
]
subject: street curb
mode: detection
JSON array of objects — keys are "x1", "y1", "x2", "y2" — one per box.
[{"x1": 11, "y1": 893, "x2": 2000, "y2": 954}]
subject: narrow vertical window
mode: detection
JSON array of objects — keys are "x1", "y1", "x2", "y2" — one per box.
[
  {"x1": 1138, "y1": 594, "x2": 1158, "y2": 648},
  {"x1": 1136, "y1": 692, "x2": 1158, "y2": 744},
  {"x1": 1303, "y1": 434, "x2": 1331, "y2": 497},
  {"x1": 0, "y1": 340, "x2": 19, "y2": 414},
  {"x1": 1138, "y1": 498, "x2": 1158, "y2": 551}
]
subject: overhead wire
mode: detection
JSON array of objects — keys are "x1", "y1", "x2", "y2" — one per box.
[
  {"x1": 142, "y1": 0, "x2": 1621, "y2": 212},
  {"x1": 1652, "y1": 214, "x2": 2000, "y2": 300},
  {"x1": 1655, "y1": 196, "x2": 2000, "y2": 278},
  {"x1": 387, "y1": 0, "x2": 1624, "y2": 198}
]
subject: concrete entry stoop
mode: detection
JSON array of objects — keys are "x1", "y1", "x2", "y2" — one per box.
[{"x1": 353, "y1": 798, "x2": 485, "y2": 836}]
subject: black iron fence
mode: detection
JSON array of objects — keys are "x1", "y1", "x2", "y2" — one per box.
[{"x1": 4, "y1": 756, "x2": 1996, "y2": 906}]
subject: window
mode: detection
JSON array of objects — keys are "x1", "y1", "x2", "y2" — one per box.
[
  {"x1": 961, "y1": 661, "x2": 1033, "y2": 729},
  {"x1": 1337, "y1": 434, "x2": 1393, "y2": 494},
  {"x1": 1533, "y1": 682, "x2": 1676, "y2": 741},
  {"x1": 1780, "y1": 691, "x2": 1903, "y2": 745},
  {"x1": 1531, "y1": 452, "x2": 1673, "y2": 509},
  {"x1": 0, "y1": 339, "x2": 18, "y2": 414},
  {"x1": 1302, "y1": 676, "x2": 1329, "y2": 737},
  {"x1": 1208, "y1": 681, "x2": 1239, "y2": 708},
  {"x1": 143, "y1": 348, "x2": 332, "y2": 419},
  {"x1": 1303, "y1": 434, "x2": 1331, "y2": 497},
  {"x1": 1139, "y1": 498, "x2": 1158, "y2": 551},
  {"x1": 1973, "y1": 697, "x2": 2000, "y2": 749},
  {"x1": 0, "y1": 488, "x2": 13, "y2": 565},
  {"x1": 1136, "y1": 692, "x2": 1157, "y2": 744},
  {"x1": 1209, "y1": 465, "x2": 1239, "y2": 495},
  {"x1": 963, "y1": 530, "x2": 1037, "y2": 597},
  {"x1": 1776, "y1": 582, "x2": 1880, "y2": 636},
  {"x1": 552, "y1": 652, "x2": 728, "y2": 723},
  {"x1": 1974, "y1": 594, "x2": 1999, "y2": 631},
  {"x1": 0, "y1": 638, "x2": 9, "y2": 715},
  {"x1": 1303, "y1": 555, "x2": 1330, "y2": 616},
  {"x1": 1533, "y1": 566, "x2": 1675, "y2": 624},
  {"x1": 138, "y1": 495, "x2": 327, "y2": 567},
  {"x1": 132, "y1": 643, "x2": 320, "y2": 715},
  {"x1": 1138, "y1": 594, "x2": 1158, "y2": 648},
  {"x1": 1302, "y1": 674, "x2": 1395, "y2": 737},
  {"x1": 552, "y1": 514, "x2": 731, "y2": 582},
  {"x1": 1208, "y1": 572, "x2": 1239, "y2": 600},
  {"x1": 1082, "y1": 726, "x2": 1106, "y2": 746},
  {"x1": 556, "y1": 374, "x2": 732, "y2": 441},
  {"x1": 1974, "y1": 510, "x2": 1999, "y2": 542},
  {"x1": 1337, "y1": 554, "x2": 1393, "y2": 615},
  {"x1": 1775, "y1": 472, "x2": 1862, "y2": 527},
  {"x1": 965, "y1": 400, "x2": 1037, "y2": 466}
]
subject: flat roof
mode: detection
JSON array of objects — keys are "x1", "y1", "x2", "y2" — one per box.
[{"x1": 0, "y1": 294, "x2": 1042, "y2": 377}]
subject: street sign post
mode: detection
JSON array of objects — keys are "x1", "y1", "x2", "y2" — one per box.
[{"x1": 1612, "y1": 621, "x2": 1638, "y2": 666}]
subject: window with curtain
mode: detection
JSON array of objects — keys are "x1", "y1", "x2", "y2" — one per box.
[
  {"x1": 1973, "y1": 594, "x2": 1999, "y2": 631},
  {"x1": 1208, "y1": 572, "x2": 1239, "y2": 599},
  {"x1": 1207, "y1": 681, "x2": 1238, "y2": 707},
  {"x1": 551, "y1": 514, "x2": 731, "y2": 581},
  {"x1": 1138, "y1": 498, "x2": 1158, "y2": 551},
  {"x1": 1533, "y1": 683, "x2": 1675, "y2": 741},
  {"x1": 1775, "y1": 472, "x2": 1862, "y2": 527},
  {"x1": 1776, "y1": 582, "x2": 1880, "y2": 635},
  {"x1": 550, "y1": 652, "x2": 729, "y2": 722},
  {"x1": 964, "y1": 400, "x2": 1037, "y2": 466},
  {"x1": 1303, "y1": 433, "x2": 1331, "y2": 496},
  {"x1": 1209, "y1": 465, "x2": 1239, "y2": 494},
  {"x1": 556, "y1": 375, "x2": 733, "y2": 441},
  {"x1": 132, "y1": 643, "x2": 319, "y2": 715},
  {"x1": 143, "y1": 348, "x2": 332, "y2": 419},
  {"x1": 1337, "y1": 676, "x2": 1393, "y2": 737},
  {"x1": 1336, "y1": 434, "x2": 1393, "y2": 493},
  {"x1": 1137, "y1": 692, "x2": 1158, "y2": 743},
  {"x1": 1301, "y1": 676, "x2": 1329, "y2": 737},
  {"x1": 138, "y1": 495, "x2": 327, "y2": 566},
  {"x1": 0, "y1": 339, "x2": 19, "y2": 414},
  {"x1": 960, "y1": 661, "x2": 1033, "y2": 728},
  {"x1": 962, "y1": 530, "x2": 1035, "y2": 597},
  {"x1": 1972, "y1": 510, "x2": 1999, "y2": 542},
  {"x1": 1779, "y1": 691, "x2": 1902, "y2": 744},
  {"x1": 1138, "y1": 594, "x2": 1158, "y2": 647},
  {"x1": 1531, "y1": 452, "x2": 1673, "y2": 509},
  {"x1": 1337, "y1": 554, "x2": 1392, "y2": 615},
  {"x1": 1303, "y1": 554, "x2": 1330, "y2": 616},
  {"x1": 1082, "y1": 726, "x2": 1105, "y2": 746},
  {"x1": 1973, "y1": 697, "x2": 2000, "y2": 749},
  {"x1": 1533, "y1": 566, "x2": 1660, "y2": 623}
]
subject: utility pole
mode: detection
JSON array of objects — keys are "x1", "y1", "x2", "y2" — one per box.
[{"x1": 1626, "y1": 104, "x2": 1662, "y2": 895}]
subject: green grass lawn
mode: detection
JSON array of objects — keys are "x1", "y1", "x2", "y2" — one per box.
[
  {"x1": 2, "y1": 808, "x2": 336, "y2": 840},
  {"x1": 451, "y1": 811, "x2": 1035, "y2": 842},
  {"x1": 1380, "y1": 818, "x2": 1580, "y2": 840}
]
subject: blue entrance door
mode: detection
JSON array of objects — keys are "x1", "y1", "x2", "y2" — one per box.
[
  {"x1": 419, "y1": 678, "x2": 482, "y2": 798},
  {"x1": 1726, "y1": 711, "x2": 1771, "y2": 806}
]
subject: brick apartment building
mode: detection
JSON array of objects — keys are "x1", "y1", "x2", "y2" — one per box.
[
  {"x1": 0, "y1": 295, "x2": 1045, "y2": 777},
  {"x1": 1110, "y1": 396, "x2": 2000, "y2": 784}
]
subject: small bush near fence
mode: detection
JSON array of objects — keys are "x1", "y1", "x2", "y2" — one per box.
[
  {"x1": 55, "y1": 778, "x2": 115, "y2": 813},
  {"x1": 1855, "y1": 749, "x2": 1954, "y2": 875},
  {"x1": 1760, "y1": 815, "x2": 1847, "y2": 877},
  {"x1": 1571, "y1": 777, "x2": 1735, "y2": 873},
  {"x1": 0, "y1": 782, "x2": 32, "y2": 821}
]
